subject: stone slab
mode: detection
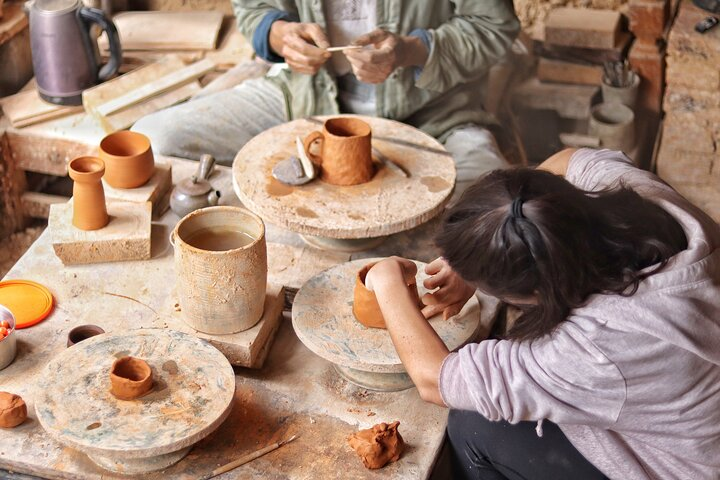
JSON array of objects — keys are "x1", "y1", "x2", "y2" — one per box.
[
  {"x1": 656, "y1": 147, "x2": 715, "y2": 185},
  {"x1": 20, "y1": 191, "x2": 68, "y2": 219},
  {"x1": 537, "y1": 58, "x2": 603, "y2": 85},
  {"x1": 545, "y1": 8, "x2": 621, "y2": 49},
  {"x1": 102, "y1": 160, "x2": 172, "y2": 214},
  {"x1": 512, "y1": 77, "x2": 599, "y2": 120},
  {"x1": 667, "y1": 0, "x2": 720, "y2": 64},
  {"x1": 49, "y1": 201, "x2": 152, "y2": 265}
]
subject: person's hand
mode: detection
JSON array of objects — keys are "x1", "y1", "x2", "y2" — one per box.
[
  {"x1": 344, "y1": 29, "x2": 428, "y2": 84},
  {"x1": 269, "y1": 21, "x2": 331, "y2": 75},
  {"x1": 365, "y1": 256, "x2": 418, "y2": 293},
  {"x1": 421, "y1": 258, "x2": 475, "y2": 320}
]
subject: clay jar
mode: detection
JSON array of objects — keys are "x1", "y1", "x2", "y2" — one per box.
[
  {"x1": 100, "y1": 131, "x2": 155, "y2": 189},
  {"x1": 347, "y1": 421, "x2": 405, "y2": 469},
  {"x1": 0, "y1": 392, "x2": 27, "y2": 428},
  {"x1": 303, "y1": 117, "x2": 374, "y2": 186},
  {"x1": 67, "y1": 324, "x2": 105, "y2": 347},
  {"x1": 69, "y1": 156, "x2": 109, "y2": 231},
  {"x1": 110, "y1": 356, "x2": 153, "y2": 400},
  {"x1": 352, "y1": 262, "x2": 422, "y2": 329}
]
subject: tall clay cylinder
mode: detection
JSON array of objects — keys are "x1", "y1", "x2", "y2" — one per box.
[
  {"x1": 68, "y1": 156, "x2": 109, "y2": 231},
  {"x1": 172, "y1": 206, "x2": 267, "y2": 334}
]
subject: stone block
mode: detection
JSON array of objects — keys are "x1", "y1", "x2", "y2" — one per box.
[
  {"x1": 666, "y1": 56, "x2": 720, "y2": 91},
  {"x1": 102, "y1": 160, "x2": 172, "y2": 215},
  {"x1": 663, "y1": 85, "x2": 720, "y2": 114},
  {"x1": 545, "y1": 8, "x2": 621, "y2": 49},
  {"x1": 667, "y1": 0, "x2": 720, "y2": 64},
  {"x1": 628, "y1": 0, "x2": 670, "y2": 41},
  {"x1": 537, "y1": 58, "x2": 603, "y2": 85},
  {"x1": 49, "y1": 200, "x2": 152, "y2": 265},
  {"x1": 656, "y1": 147, "x2": 714, "y2": 186},
  {"x1": 511, "y1": 77, "x2": 599, "y2": 120},
  {"x1": 661, "y1": 115, "x2": 715, "y2": 155}
]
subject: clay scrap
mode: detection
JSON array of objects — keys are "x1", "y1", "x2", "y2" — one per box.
[
  {"x1": 0, "y1": 392, "x2": 27, "y2": 428},
  {"x1": 110, "y1": 356, "x2": 153, "y2": 400},
  {"x1": 348, "y1": 421, "x2": 405, "y2": 469}
]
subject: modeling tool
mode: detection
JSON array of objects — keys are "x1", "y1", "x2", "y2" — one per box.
[
  {"x1": 326, "y1": 45, "x2": 363, "y2": 52},
  {"x1": 197, "y1": 434, "x2": 298, "y2": 480}
]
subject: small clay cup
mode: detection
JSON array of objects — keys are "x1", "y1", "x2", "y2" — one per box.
[
  {"x1": 69, "y1": 156, "x2": 109, "y2": 231},
  {"x1": 67, "y1": 325, "x2": 105, "y2": 347},
  {"x1": 110, "y1": 356, "x2": 153, "y2": 400},
  {"x1": 352, "y1": 263, "x2": 422, "y2": 329},
  {"x1": 100, "y1": 131, "x2": 155, "y2": 189}
]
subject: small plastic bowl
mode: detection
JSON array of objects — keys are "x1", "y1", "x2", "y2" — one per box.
[{"x1": 0, "y1": 304, "x2": 17, "y2": 371}]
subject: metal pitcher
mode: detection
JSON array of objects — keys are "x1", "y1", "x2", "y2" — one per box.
[{"x1": 28, "y1": 0, "x2": 122, "y2": 105}]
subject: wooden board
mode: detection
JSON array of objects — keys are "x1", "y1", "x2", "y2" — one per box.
[
  {"x1": 545, "y1": 8, "x2": 621, "y2": 49},
  {"x1": 512, "y1": 77, "x2": 599, "y2": 120},
  {"x1": 21, "y1": 191, "x2": 68, "y2": 219},
  {"x1": 103, "y1": 161, "x2": 172, "y2": 214},
  {"x1": 532, "y1": 30, "x2": 632, "y2": 65},
  {"x1": 233, "y1": 116, "x2": 456, "y2": 240},
  {"x1": 101, "y1": 11, "x2": 223, "y2": 51},
  {"x1": 0, "y1": 88, "x2": 83, "y2": 127},
  {"x1": 0, "y1": 2, "x2": 26, "y2": 47},
  {"x1": 49, "y1": 201, "x2": 152, "y2": 265},
  {"x1": 537, "y1": 58, "x2": 604, "y2": 85}
]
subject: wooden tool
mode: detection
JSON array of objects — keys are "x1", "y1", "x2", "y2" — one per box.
[
  {"x1": 326, "y1": 45, "x2": 362, "y2": 52},
  {"x1": 196, "y1": 435, "x2": 298, "y2": 480}
]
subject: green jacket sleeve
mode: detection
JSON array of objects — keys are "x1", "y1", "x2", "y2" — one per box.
[
  {"x1": 231, "y1": 0, "x2": 298, "y2": 40},
  {"x1": 416, "y1": 0, "x2": 520, "y2": 93}
]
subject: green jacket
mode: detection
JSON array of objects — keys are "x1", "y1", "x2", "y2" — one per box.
[{"x1": 232, "y1": 0, "x2": 520, "y2": 139}]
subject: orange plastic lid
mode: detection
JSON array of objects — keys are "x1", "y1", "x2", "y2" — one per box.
[{"x1": 0, "y1": 280, "x2": 54, "y2": 329}]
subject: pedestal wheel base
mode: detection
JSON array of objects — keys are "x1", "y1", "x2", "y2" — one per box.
[
  {"x1": 300, "y1": 234, "x2": 386, "y2": 253},
  {"x1": 334, "y1": 365, "x2": 414, "y2": 392},
  {"x1": 88, "y1": 447, "x2": 191, "y2": 474}
]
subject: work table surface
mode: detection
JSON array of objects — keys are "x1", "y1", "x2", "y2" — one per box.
[{"x1": 0, "y1": 157, "x2": 470, "y2": 480}]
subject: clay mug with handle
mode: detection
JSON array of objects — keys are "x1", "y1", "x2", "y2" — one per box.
[{"x1": 303, "y1": 117, "x2": 374, "y2": 186}]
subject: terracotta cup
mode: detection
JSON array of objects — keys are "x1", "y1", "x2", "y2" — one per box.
[
  {"x1": 99, "y1": 131, "x2": 155, "y2": 189},
  {"x1": 110, "y1": 356, "x2": 153, "y2": 400},
  {"x1": 171, "y1": 206, "x2": 268, "y2": 334},
  {"x1": 69, "y1": 156, "x2": 109, "y2": 231},
  {"x1": 67, "y1": 324, "x2": 105, "y2": 347},
  {"x1": 303, "y1": 117, "x2": 374, "y2": 186},
  {"x1": 352, "y1": 262, "x2": 422, "y2": 329}
]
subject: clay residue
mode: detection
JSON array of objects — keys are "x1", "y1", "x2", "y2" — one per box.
[
  {"x1": 347, "y1": 421, "x2": 405, "y2": 469},
  {"x1": 0, "y1": 392, "x2": 27, "y2": 428},
  {"x1": 162, "y1": 360, "x2": 179, "y2": 375},
  {"x1": 266, "y1": 177, "x2": 294, "y2": 197},
  {"x1": 86, "y1": 422, "x2": 102, "y2": 430},
  {"x1": 296, "y1": 207, "x2": 318, "y2": 218},
  {"x1": 420, "y1": 176, "x2": 451, "y2": 193}
]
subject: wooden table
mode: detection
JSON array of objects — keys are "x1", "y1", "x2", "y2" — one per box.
[{"x1": 0, "y1": 156, "x2": 483, "y2": 479}]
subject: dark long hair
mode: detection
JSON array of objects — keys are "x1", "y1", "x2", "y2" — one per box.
[{"x1": 436, "y1": 168, "x2": 688, "y2": 340}]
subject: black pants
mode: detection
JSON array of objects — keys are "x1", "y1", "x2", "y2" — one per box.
[{"x1": 447, "y1": 409, "x2": 609, "y2": 480}]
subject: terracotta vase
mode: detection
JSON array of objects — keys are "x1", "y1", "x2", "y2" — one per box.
[
  {"x1": 99, "y1": 130, "x2": 155, "y2": 189},
  {"x1": 352, "y1": 263, "x2": 422, "y2": 329},
  {"x1": 303, "y1": 117, "x2": 374, "y2": 186},
  {"x1": 68, "y1": 156, "x2": 109, "y2": 231},
  {"x1": 110, "y1": 356, "x2": 153, "y2": 400}
]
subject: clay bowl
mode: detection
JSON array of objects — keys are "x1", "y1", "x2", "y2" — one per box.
[
  {"x1": 352, "y1": 263, "x2": 422, "y2": 329},
  {"x1": 110, "y1": 356, "x2": 153, "y2": 400},
  {"x1": 0, "y1": 304, "x2": 17, "y2": 371},
  {"x1": 67, "y1": 325, "x2": 105, "y2": 347},
  {"x1": 99, "y1": 131, "x2": 155, "y2": 189}
]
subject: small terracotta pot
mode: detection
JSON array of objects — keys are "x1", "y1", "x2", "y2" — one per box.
[
  {"x1": 352, "y1": 263, "x2": 422, "y2": 329},
  {"x1": 110, "y1": 356, "x2": 153, "y2": 400},
  {"x1": 100, "y1": 131, "x2": 155, "y2": 189},
  {"x1": 69, "y1": 156, "x2": 109, "y2": 231},
  {"x1": 67, "y1": 325, "x2": 105, "y2": 347}
]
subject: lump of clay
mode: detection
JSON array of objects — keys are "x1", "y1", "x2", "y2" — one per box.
[
  {"x1": 110, "y1": 356, "x2": 153, "y2": 400},
  {"x1": 348, "y1": 421, "x2": 405, "y2": 469},
  {"x1": 0, "y1": 392, "x2": 27, "y2": 428},
  {"x1": 352, "y1": 263, "x2": 423, "y2": 329}
]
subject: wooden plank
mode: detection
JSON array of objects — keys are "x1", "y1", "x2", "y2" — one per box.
[
  {"x1": 100, "y1": 11, "x2": 223, "y2": 51},
  {"x1": 545, "y1": 8, "x2": 621, "y2": 49},
  {"x1": 537, "y1": 58, "x2": 603, "y2": 86},
  {"x1": 0, "y1": 122, "x2": 27, "y2": 239},
  {"x1": 93, "y1": 58, "x2": 214, "y2": 116},
  {"x1": 21, "y1": 191, "x2": 68, "y2": 219},
  {"x1": 532, "y1": 31, "x2": 632, "y2": 65},
  {"x1": 0, "y1": 2, "x2": 26, "y2": 47},
  {"x1": 6, "y1": 127, "x2": 96, "y2": 175},
  {"x1": 511, "y1": 77, "x2": 599, "y2": 120},
  {"x1": 0, "y1": 89, "x2": 83, "y2": 127}
]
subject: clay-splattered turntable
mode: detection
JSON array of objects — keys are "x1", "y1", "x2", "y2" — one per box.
[
  {"x1": 232, "y1": 116, "x2": 456, "y2": 252},
  {"x1": 35, "y1": 329, "x2": 235, "y2": 474},
  {"x1": 292, "y1": 259, "x2": 498, "y2": 391}
]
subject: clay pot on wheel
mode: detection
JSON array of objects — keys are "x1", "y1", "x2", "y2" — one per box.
[
  {"x1": 69, "y1": 156, "x2": 109, "y2": 231},
  {"x1": 100, "y1": 131, "x2": 155, "y2": 189},
  {"x1": 352, "y1": 263, "x2": 422, "y2": 329},
  {"x1": 110, "y1": 356, "x2": 153, "y2": 400}
]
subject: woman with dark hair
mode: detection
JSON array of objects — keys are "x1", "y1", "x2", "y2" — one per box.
[{"x1": 364, "y1": 148, "x2": 720, "y2": 479}]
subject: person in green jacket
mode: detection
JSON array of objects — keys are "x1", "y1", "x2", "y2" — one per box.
[{"x1": 133, "y1": 0, "x2": 520, "y2": 194}]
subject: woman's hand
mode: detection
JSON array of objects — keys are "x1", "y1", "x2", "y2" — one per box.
[
  {"x1": 344, "y1": 29, "x2": 428, "y2": 84},
  {"x1": 269, "y1": 21, "x2": 331, "y2": 74},
  {"x1": 422, "y1": 258, "x2": 476, "y2": 320}
]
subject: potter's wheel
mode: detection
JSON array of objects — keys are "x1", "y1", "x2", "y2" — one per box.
[
  {"x1": 35, "y1": 329, "x2": 235, "y2": 474},
  {"x1": 233, "y1": 116, "x2": 456, "y2": 252},
  {"x1": 292, "y1": 259, "x2": 498, "y2": 391}
]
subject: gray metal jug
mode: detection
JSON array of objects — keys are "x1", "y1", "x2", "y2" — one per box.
[{"x1": 28, "y1": 0, "x2": 122, "y2": 105}]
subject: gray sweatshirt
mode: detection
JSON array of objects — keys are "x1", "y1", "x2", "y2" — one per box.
[{"x1": 439, "y1": 149, "x2": 720, "y2": 479}]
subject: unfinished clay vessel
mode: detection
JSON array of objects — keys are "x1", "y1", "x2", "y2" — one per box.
[
  {"x1": 348, "y1": 421, "x2": 405, "y2": 469},
  {"x1": 69, "y1": 156, "x2": 109, "y2": 231},
  {"x1": 352, "y1": 263, "x2": 422, "y2": 329},
  {"x1": 110, "y1": 356, "x2": 153, "y2": 400},
  {"x1": 303, "y1": 117, "x2": 374, "y2": 186},
  {"x1": 0, "y1": 392, "x2": 27, "y2": 428},
  {"x1": 67, "y1": 324, "x2": 105, "y2": 347},
  {"x1": 100, "y1": 130, "x2": 155, "y2": 189}
]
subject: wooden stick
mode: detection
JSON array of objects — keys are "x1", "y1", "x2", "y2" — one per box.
[
  {"x1": 196, "y1": 434, "x2": 298, "y2": 480},
  {"x1": 325, "y1": 45, "x2": 363, "y2": 52}
]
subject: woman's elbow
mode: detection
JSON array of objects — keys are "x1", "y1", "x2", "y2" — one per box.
[{"x1": 417, "y1": 383, "x2": 446, "y2": 407}]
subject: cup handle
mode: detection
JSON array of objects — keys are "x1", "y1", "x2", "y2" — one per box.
[
  {"x1": 169, "y1": 231, "x2": 176, "y2": 248},
  {"x1": 303, "y1": 131, "x2": 324, "y2": 165}
]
